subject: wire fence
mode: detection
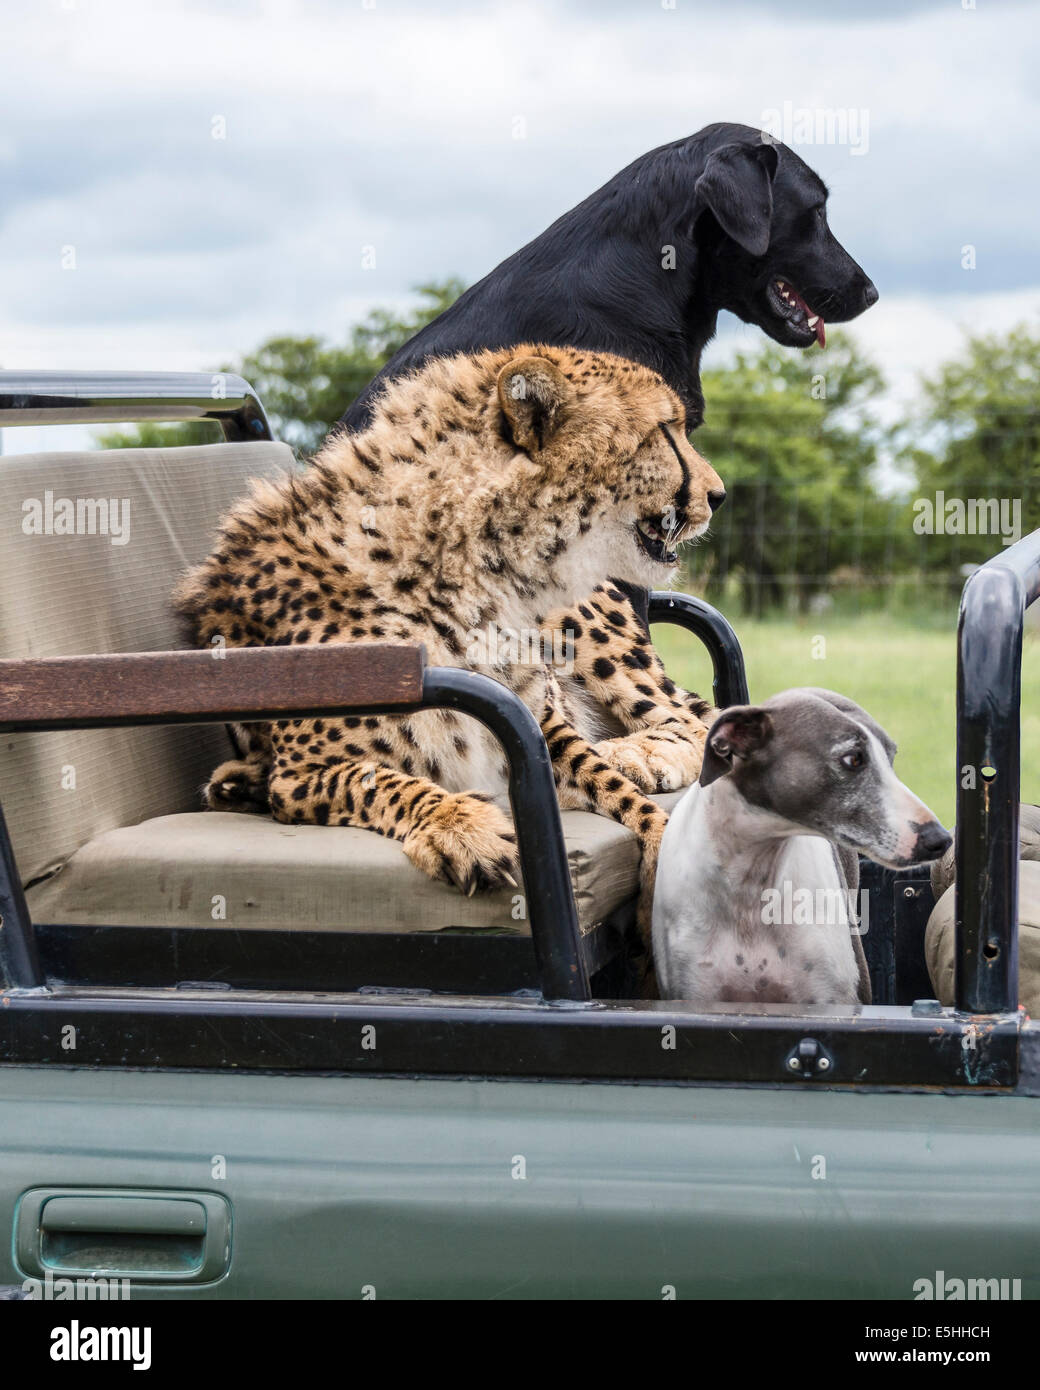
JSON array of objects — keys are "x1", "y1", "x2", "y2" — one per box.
[{"x1": 682, "y1": 474, "x2": 1039, "y2": 621}]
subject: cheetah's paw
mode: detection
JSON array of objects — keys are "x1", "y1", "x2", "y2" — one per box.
[{"x1": 403, "y1": 792, "x2": 520, "y2": 896}]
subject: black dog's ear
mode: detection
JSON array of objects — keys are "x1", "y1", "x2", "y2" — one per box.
[
  {"x1": 694, "y1": 141, "x2": 778, "y2": 257},
  {"x1": 700, "y1": 705, "x2": 774, "y2": 786},
  {"x1": 497, "y1": 356, "x2": 574, "y2": 455}
]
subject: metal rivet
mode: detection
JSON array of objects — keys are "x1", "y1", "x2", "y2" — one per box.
[
  {"x1": 787, "y1": 1056, "x2": 801, "y2": 1070},
  {"x1": 903, "y1": 885, "x2": 917, "y2": 899}
]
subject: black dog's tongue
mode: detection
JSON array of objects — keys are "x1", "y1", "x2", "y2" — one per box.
[{"x1": 785, "y1": 282, "x2": 825, "y2": 347}]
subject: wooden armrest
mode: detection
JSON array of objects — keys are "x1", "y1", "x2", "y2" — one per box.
[{"x1": 0, "y1": 643, "x2": 426, "y2": 732}]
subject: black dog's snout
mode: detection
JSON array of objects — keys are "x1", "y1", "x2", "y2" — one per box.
[
  {"x1": 915, "y1": 822, "x2": 952, "y2": 861},
  {"x1": 708, "y1": 489, "x2": 726, "y2": 513},
  {"x1": 861, "y1": 280, "x2": 879, "y2": 310}
]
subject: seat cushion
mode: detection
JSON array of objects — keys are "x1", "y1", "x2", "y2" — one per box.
[
  {"x1": 26, "y1": 792, "x2": 687, "y2": 935},
  {"x1": 925, "y1": 860, "x2": 1040, "y2": 1015}
]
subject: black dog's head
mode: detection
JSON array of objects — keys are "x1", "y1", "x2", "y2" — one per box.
[
  {"x1": 338, "y1": 122, "x2": 879, "y2": 437},
  {"x1": 691, "y1": 125, "x2": 877, "y2": 350}
]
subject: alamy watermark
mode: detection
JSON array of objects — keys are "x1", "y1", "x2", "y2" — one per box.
[
  {"x1": 761, "y1": 882, "x2": 869, "y2": 935},
  {"x1": 21, "y1": 491, "x2": 130, "y2": 546},
  {"x1": 913, "y1": 1271, "x2": 1021, "y2": 1301},
  {"x1": 760, "y1": 104, "x2": 869, "y2": 157},
  {"x1": 49, "y1": 1318, "x2": 150, "y2": 1371},
  {"x1": 912, "y1": 492, "x2": 1022, "y2": 547},
  {"x1": 465, "y1": 621, "x2": 574, "y2": 674},
  {"x1": 23, "y1": 1272, "x2": 129, "y2": 1301}
]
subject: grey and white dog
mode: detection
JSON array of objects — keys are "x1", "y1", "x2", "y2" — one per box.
[{"x1": 652, "y1": 688, "x2": 951, "y2": 1006}]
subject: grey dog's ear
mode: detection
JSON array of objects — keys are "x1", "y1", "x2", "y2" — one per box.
[
  {"x1": 694, "y1": 140, "x2": 778, "y2": 257},
  {"x1": 700, "y1": 705, "x2": 774, "y2": 787},
  {"x1": 801, "y1": 687, "x2": 897, "y2": 765}
]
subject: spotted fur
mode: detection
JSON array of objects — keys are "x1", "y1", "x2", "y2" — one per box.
[{"x1": 174, "y1": 345, "x2": 724, "y2": 928}]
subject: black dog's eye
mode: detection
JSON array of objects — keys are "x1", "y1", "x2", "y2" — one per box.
[{"x1": 841, "y1": 750, "x2": 865, "y2": 770}]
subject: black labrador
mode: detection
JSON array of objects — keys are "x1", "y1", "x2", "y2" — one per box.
[{"x1": 339, "y1": 122, "x2": 877, "y2": 435}]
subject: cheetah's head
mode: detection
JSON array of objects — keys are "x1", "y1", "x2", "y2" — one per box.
[{"x1": 496, "y1": 349, "x2": 726, "y2": 586}]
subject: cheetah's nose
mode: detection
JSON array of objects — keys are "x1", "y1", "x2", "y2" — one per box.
[{"x1": 708, "y1": 489, "x2": 726, "y2": 513}]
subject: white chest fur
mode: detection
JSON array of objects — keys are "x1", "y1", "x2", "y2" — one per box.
[{"x1": 653, "y1": 781, "x2": 861, "y2": 1006}]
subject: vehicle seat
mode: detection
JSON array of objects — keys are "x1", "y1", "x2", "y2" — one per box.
[{"x1": 0, "y1": 442, "x2": 678, "y2": 943}]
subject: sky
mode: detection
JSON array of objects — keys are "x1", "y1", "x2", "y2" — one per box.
[{"x1": 1, "y1": 0, "x2": 1037, "y2": 454}]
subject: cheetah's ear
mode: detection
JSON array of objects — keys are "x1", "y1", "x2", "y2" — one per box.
[{"x1": 497, "y1": 356, "x2": 573, "y2": 455}]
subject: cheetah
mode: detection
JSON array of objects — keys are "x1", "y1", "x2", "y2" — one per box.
[{"x1": 174, "y1": 346, "x2": 724, "y2": 931}]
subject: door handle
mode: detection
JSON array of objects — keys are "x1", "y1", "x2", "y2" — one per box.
[{"x1": 15, "y1": 1188, "x2": 231, "y2": 1284}]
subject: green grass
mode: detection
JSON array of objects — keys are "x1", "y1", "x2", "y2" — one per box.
[{"x1": 653, "y1": 612, "x2": 1040, "y2": 828}]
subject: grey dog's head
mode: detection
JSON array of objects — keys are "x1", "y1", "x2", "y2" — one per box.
[{"x1": 699, "y1": 687, "x2": 951, "y2": 869}]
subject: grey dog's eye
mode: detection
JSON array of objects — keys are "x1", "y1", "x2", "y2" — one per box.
[{"x1": 841, "y1": 750, "x2": 865, "y2": 770}]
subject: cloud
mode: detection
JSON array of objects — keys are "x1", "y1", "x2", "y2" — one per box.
[{"x1": 0, "y1": 0, "x2": 1036, "y2": 419}]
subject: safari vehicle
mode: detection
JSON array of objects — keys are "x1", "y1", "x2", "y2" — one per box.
[{"x1": 0, "y1": 370, "x2": 1037, "y2": 1302}]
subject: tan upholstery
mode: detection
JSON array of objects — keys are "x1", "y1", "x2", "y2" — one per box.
[
  {"x1": 926, "y1": 861, "x2": 1040, "y2": 1017},
  {"x1": 0, "y1": 443, "x2": 297, "y2": 885},
  {"x1": 1, "y1": 439, "x2": 681, "y2": 935},
  {"x1": 26, "y1": 791, "x2": 685, "y2": 935},
  {"x1": 930, "y1": 804, "x2": 1040, "y2": 899}
]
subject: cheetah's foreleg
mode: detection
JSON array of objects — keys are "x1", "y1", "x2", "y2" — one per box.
[{"x1": 267, "y1": 755, "x2": 519, "y2": 897}]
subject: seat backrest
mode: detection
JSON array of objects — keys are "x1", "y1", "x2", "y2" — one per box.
[{"x1": 0, "y1": 440, "x2": 296, "y2": 887}]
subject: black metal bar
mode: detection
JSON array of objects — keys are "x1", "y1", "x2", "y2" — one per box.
[
  {"x1": 649, "y1": 591, "x2": 750, "y2": 708},
  {"x1": 35, "y1": 917, "x2": 624, "y2": 996},
  {"x1": 0, "y1": 985, "x2": 1022, "y2": 1088},
  {"x1": 891, "y1": 867, "x2": 939, "y2": 1005},
  {"x1": 0, "y1": 801, "x2": 43, "y2": 990},
  {"x1": 417, "y1": 668, "x2": 588, "y2": 1003},
  {"x1": 956, "y1": 527, "x2": 1040, "y2": 1013},
  {"x1": 35, "y1": 924, "x2": 543, "y2": 996},
  {"x1": 857, "y1": 860, "x2": 898, "y2": 1005},
  {"x1": 0, "y1": 370, "x2": 273, "y2": 443}
]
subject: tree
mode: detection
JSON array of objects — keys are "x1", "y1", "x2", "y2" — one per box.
[
  {"x1": 688, "y1": 334, "x2": 894, "y2": 614},
  {"x1": 98, "y1": 279, "x2": 466, "y2": 455},
  {"x1": 899, "y1": 321, "x2": 1040, "y2": 582}
]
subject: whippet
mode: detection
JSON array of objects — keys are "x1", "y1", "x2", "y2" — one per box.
[{"x1": 652, "y1": 688, "x2": 951, "y2": 1006}]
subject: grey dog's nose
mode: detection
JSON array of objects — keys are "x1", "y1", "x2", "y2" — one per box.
[
  {"x1": 862, "y1": 279, "x2": 879, "y2": 309},
  {"x1": 708, "y1": 489, "x2": 726, "y2": 513},
  {"x1": 915, "y1": 822, "x2": 952, "y2": 861}
]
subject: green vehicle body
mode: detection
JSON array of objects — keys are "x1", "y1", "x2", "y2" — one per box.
[
  {"x1": 3, "y1": 1068, "x2": 1039, "y2": 1300},
  {"x1": 0, "y1": 370, "x2": 1037, "y2": 1302}
]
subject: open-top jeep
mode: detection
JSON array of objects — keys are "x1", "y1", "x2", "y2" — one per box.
[{"x1": 0, "y1": 370, "x2": 1037, "y2": 1302}]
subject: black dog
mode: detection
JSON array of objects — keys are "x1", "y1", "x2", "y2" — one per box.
[{"x1": 340, "y1": 122, "x2": 877, "y2": 435}]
